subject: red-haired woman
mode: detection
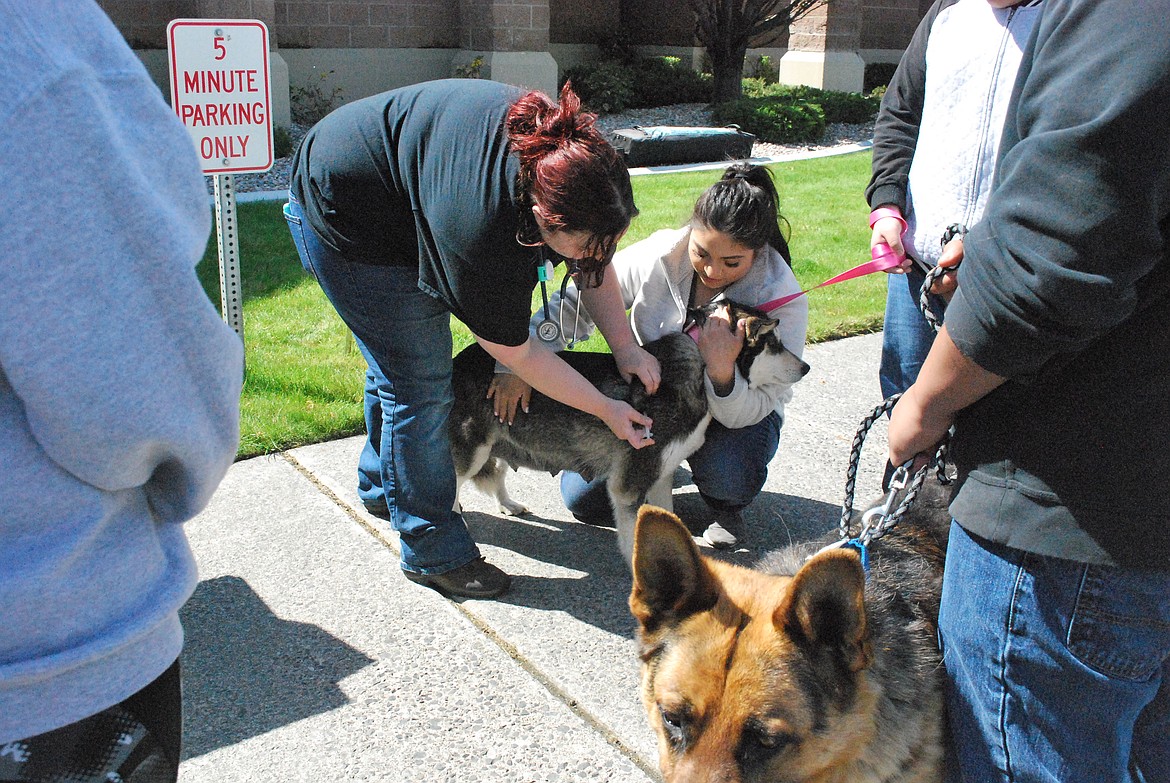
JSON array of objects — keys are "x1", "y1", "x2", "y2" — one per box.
[{"x1": 285, "y1": 79, "x2": 659, "y2": 599}]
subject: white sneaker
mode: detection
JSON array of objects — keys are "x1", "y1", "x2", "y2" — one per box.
[{"x1": 702, "y1": 510, "x2": 744, "y2": 549}]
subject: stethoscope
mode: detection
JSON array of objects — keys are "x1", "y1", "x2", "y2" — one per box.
[{"x1": 535, "y1": 249, "x2": 582, "y2": 347}]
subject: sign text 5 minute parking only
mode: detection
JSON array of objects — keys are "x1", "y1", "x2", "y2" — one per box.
[{"x1": 167, "y1": 19, "x2": 273, "y2": 175}]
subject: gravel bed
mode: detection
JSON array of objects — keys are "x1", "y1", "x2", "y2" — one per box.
[{"x1": 215, "y1": 104, "x2": 873, "y2": 195}]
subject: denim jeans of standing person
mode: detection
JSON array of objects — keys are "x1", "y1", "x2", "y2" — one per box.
[
  {"x1": 939, "y1": 522, "x2": 1170, "y2": 783},
  {"x1": 284, "y1": 196, "x2": 480, "y2": 575},
  {"x1": 880, "y1": 267, "x2": 949, "y2": 400},
  {"x1": 559, "y1": 413, "x2": 781, "y2": 524}
]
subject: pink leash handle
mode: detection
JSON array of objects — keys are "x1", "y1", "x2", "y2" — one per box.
[
  {"x1": 754, "y1": 243, "x2": 903, "y2": 312},
  {"x1": 684, "y1": 244, "x2": 902, "y2": 342}
]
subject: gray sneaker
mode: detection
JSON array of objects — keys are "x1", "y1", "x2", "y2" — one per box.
[{"x1": 702, "y1": 510, "x2": 744, "y2": 549}]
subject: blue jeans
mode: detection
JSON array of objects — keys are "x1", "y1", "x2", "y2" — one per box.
[
  {"x1": 284, "y1": 196, "x2": 479, "y2": 574},
  {"x1": 560, "y1": 413, "x2": 782, "y2": 523},
  {"x1": 940, "y1": 522, "x2": 1170, "y2": 783},
  {"x1": 880, "y1": 269, "x2": 947, "y2": 399}
]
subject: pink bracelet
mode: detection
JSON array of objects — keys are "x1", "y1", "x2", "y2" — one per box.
[{"x1": 869, "y1": 206, "x2": 907, "y2": 233}]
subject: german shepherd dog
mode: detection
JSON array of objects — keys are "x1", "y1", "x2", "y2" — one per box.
[
  {"x1": 629, "y1": 477, "x2": 952, "y2": 783},
  {"x1": 447, "y1": 301, "x2": 809, "y2": 562}
]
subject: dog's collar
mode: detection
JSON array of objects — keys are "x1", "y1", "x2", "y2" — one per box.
[{"x1": 812, "y1": 537, "x2": 871, "y2": 574}]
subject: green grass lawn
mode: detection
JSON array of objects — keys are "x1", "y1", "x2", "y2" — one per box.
[{"x1": 198, "y1": 150, "x2": 882, "y2": 458}]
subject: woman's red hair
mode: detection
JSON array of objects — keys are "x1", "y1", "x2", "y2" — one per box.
[{"x1": 507, "y1": 82, "x2": 637, "y2": 285}]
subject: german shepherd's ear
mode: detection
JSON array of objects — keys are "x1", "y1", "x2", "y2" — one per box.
[
  {"x1": 775, "y1": 548, "x2": 872, "y2": 672},
  {"x1": 629, "y1": 505, "x2": 719, "y2": 632}
]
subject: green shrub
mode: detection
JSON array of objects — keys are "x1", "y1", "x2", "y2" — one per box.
[
  {"x1": 562, "y1": 61, "x2": 636, "y2": 113},
  {"x1": 748, "y1": 54, "x2": 779, "y2": 83},
  {"x1": 628, "y1": 57, "x2": 711, "y2": 107},
  {"x1": 273, "y1": 125, "x2": 293, "y2": 159},
  {"x1": 454, "y1": 55, "x2": 485, "y2": 79},
  {"x1": 291, "y1": 69, "x2": 345, "y2": 126},
  {"x1": 811, "y1": 89, "x2": 879, "y2": 124},
  {"x1": 711, "y1": 97, "x2": 826, "y2": 144},
  {"x1": 864, "y1": 62, "x2": 899, "y2": 93},
  {"x1": 739, "y1": 82, "x2": 877, "y2": 124}
]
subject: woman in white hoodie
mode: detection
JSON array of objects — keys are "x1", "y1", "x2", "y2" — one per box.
[{"x1": 491, "y1": 164, "x2": 808, "y2": 548}]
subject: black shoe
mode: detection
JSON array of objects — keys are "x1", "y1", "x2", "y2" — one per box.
[
  {"x1": 402, "y1": 558, "x2": 511, "y2": 599},
  {"x1": 702, "y1": 509, "x2": 745, "y2": 549}
]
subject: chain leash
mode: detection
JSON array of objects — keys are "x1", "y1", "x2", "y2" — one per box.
[
  {"x1": 826, "y1": 223, "x2": 966, "y2": 562},
  {"x1": 836, "y1": 394, "x2": 951, "y2": 547},
  {"x1": 919, "y1": 222, "x2": 966, "y2": 332}
]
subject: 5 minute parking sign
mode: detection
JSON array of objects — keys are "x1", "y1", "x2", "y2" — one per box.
[{"x1": 167, "y1": 19, "x2": 273, "y2": 174}]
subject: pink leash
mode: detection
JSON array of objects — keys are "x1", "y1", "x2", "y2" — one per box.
[{"x1": 686, "y1": 243, "x2": 901, "y2": 341}]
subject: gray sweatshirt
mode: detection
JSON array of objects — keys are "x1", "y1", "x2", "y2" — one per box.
[{"x1": 0, "y1": 0, "x2": 244, "y2": 741}]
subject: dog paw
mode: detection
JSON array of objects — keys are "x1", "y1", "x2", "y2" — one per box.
[{"x1": 499, "y1": 500, "x2": 530, "y2": 516}]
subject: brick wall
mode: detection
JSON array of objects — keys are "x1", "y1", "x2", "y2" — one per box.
[
  {"x1": 550, "y1": 0, "x2": 619, "y2": 46},
  {"x1": 790, "y1": 0, "x2": 862, "y2": 54},
  {"x1": 460, "y1": 0, "x2": 549, "y2": 52},
  {"x1": 860, "y1": 0, "x2": 924, "y2": 50},
  {"x1": 98, "y1": 1, "x2": 196, "y2": 48},
  {"x1": 98, "y1": 0, "x2": 928, "y2": 57},
  {"x1": 274, "y1": 1, "x2": 459, "y2": 49},
  {"x1": 619, "y1": 0, "x2": 694, "y2": 47}
]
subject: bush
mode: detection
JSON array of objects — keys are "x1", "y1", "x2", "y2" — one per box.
[
  {"x1": 747, "y1": 54, "x2": 779, "y2": 83},
  {"x1": 864, "y1": 62, "x2": 899, "y2": 93},
  {"x1": 564, "y1": 57, "x2": 712, "y2": 113},
  {"x1": 273, "y1": 125, "x2": 293, "y2": 159},
  {"x1": 811, "y1": 89, "x2": 879, "y2": 124},
  {"x1": 562, "y1": 61, "x2": 636, "y2": 113},
  {"x1": 740, "y1": 81, "x2": 877, "y2": 124},
  {"x1": 627, "y1": 57, "x2": 711, "y2": 108},
  {"x1": 711, "y1": 96, "x2": 826, "y2": 144},
  {"x1": 291, "y1": 69, "x2": 345, "y2": 126}
]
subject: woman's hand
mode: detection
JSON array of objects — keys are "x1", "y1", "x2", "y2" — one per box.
[
  {"x1": 929, "y1": 235, "x2": 964, "y2": 301},
  {"x1": 486, "y1": 372, "x2": 532, "y2": 425},
  {"x1": 599, "y1": 398, "x2": 656, "y2": 449},
  {"x1": 871, "y1": 215, "x2": 910, "y2": 273},
  {"x1": 612, "y1": 343, "x2": 661, "y2": 394},
  {"x1": 696, "y1": 305, "x2": 743, "y2": 397}
]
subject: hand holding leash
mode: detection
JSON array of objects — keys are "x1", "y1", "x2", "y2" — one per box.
[
  {"x1": 927, "y1": 225, "x2": 965, "y2": 300},
  {"x1": 869, "y1": 207, "x2": 910, "y2": 273}
]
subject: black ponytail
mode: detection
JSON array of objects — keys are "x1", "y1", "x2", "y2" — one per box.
[{"x1": 691, "y1": 163, "x2": 791, "y2": 265}]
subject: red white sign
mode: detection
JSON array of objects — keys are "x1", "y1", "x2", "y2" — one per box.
[{"x1": 167, "y1": 19, "x2": 273, "y2": 175}]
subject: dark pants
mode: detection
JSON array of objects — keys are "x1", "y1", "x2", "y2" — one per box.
[{"x1": 0, "y1": 660, "x2": 182, "y2": 783}]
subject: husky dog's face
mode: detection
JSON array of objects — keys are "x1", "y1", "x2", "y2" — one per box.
[
  {"x1": 686, "y1": 301, "x2": 810, "y2": 387},
  {"x1": 630, "y1": 507, "x2": 883, "y2": 783}
]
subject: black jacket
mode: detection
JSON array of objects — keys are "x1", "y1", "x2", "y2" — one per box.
[{"x1": 946, "y1": 0, "x2": 1170, "y2": 569}]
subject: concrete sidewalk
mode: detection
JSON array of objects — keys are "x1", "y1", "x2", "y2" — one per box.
[{"x1": 177, "y1": 332, "x2": 891, "y2": 782}]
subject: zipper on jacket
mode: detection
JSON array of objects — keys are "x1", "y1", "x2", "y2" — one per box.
[{"x1": 964, "y1": 4, "x2": 1018, "y2": 225}]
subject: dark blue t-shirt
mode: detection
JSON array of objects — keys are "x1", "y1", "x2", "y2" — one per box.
[{"x1": 290, "y1": 79, "x2": 538, "y2": 346}]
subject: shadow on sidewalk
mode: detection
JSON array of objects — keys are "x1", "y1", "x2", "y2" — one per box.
[
  {"x1": 462, "y1": 490, "x2": 841, "y2": 637},
  {"x1": 179, "y1": 576, "x2": 375, "y2": 759}
]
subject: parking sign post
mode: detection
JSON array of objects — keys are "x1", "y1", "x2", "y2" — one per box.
[{"x1": 167, "y1": 19, "x2": 273, "y2": 342}]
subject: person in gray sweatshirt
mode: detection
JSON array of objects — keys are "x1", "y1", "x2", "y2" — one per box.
[{"x1": 0, "y1": 2, "x2": 243, "y2": 779}]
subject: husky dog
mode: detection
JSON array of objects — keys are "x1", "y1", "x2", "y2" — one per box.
[
  {"x1": 447, "y1": 301, "x2": 809, "y2": 562},
  {"x1": 629, "y1": 476, "x2": 952, "y2": 783}
]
